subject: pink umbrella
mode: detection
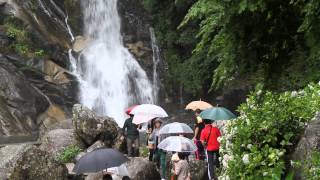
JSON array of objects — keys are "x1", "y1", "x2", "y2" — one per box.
[{"x1": 125, "y1": 105, "x2": 138, "y2": 115}]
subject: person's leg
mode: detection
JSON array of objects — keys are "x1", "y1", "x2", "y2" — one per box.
[
  {"x1": 206, "y1": 150, "x2": 215, "y2": 180},
  {"x1": 149, "y1": 149, "x2": 154, "y2": 161},
  {"x1": 126, "y1": 138, "x2": 133, "y2": 157},
  {"x1": 160, "y1": 150, "x2": 167, "y2": 179},
  {"x1": 214, "y1": 150, "x2": 220, "y2": 168},
  {"x1": 153, "y1": 149, "x2": 160, "y2": 168},
  {"x1": 194, "y1": 139, "x2": 200, "y2": 160},
  {"x1": 134, "y1": 137, "x2": 140, "y2": 157}
]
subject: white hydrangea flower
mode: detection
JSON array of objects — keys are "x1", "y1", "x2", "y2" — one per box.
[
  {"x1": 247, "y1": 144, "x2": 253, "y2": 149},
  {"x1": 257, "y1": 90, "x2": 262, "y2": 96},
  {"x1": 242, "y1": 154, "x2": 250, "y2": 165},
  {"x1": 263, "y1": 172, "x2": 268, "y2": 176},
  {"x1": 217, "y1": 137, "x2": 223, "y2": 143},
  {"x1": 278, "y1": 151, "x2": 284, "y2": 156},
  {"x1": 308, "y1": 84, "x2": 314, "y2": 90},
  {"x1": 291, "y1": 91, "x2": 298, "y2": 97},
  {"x1": 299, "y1": 90, "x2": 305, "y2": 96}
]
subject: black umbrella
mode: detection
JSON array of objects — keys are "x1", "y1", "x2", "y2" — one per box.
[{"x1": 73, "y1": 148, "x2": 128, "y2": 174}]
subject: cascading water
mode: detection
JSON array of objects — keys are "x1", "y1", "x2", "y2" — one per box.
[
  {"x1": 72, "y1": 0, "x2": 155, "y2": 126},
  {"x1": 150, "y1": 27, "x2": 161, "y2": 104}
]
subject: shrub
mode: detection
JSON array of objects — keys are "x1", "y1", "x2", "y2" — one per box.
[
  {"x1": 304, "y1": 151, "x2": 320, "y2": 180},
  {"x1": 219, "y1": 82, "x2": 320, "y2": 179},
  {"x1": 58, "y1": 145, "x2": 82, "y2": 163}
]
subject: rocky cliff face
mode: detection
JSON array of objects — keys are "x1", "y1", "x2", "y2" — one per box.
[{"x1": 0, "y1": 0, "x2": 160, "y2": 139}]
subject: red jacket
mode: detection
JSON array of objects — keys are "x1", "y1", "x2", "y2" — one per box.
[{"x1": 200, "y1": 124, "x2": 221, "y2": 151}]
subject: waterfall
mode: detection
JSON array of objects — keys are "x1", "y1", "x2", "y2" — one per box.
[
  {"x1": 71, "y1": 0, "x2": 154, "y2": 127},
  {"x1": 65, "y1": 15, "x2": 75, "y2": 42},
  {"x1": 150, "y1": 27, "x2": 161, "y2": 104}
]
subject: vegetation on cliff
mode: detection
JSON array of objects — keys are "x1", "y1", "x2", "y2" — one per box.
[
  {"x1": 142, "y1": 0, "x2": 320, "y2": 96},
  {"x1": 0, "y1": 15, "x2": 46, "y2": 57}
]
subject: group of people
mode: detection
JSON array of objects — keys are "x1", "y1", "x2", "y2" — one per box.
[{"x1": 121, "y1": 109, "x2": 221, "y2": 180}]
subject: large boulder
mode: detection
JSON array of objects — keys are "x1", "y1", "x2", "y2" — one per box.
[
  {"x1": 292, "y1": 113, "x2": 320, "y2": 179},
  {"x1": 125, "y1": 157, "x2": 161, "y2": 180},
  {"x1": 9, "y1": 146, "x2": 68, "y2": 180},
  {"x1": 0, "y1": 54, "x2": 49, "y2": 136},
  {"x1": 0, "y1": 144, "x2": 32, "y2": 179},
  {"x1": 40, "y1": 128, "x2": 76, "y2": 159},
  {"x1": 72, "y1": 104, "x2": 120, "y2": 148}
]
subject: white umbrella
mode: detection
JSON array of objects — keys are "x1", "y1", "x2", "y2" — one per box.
[
  {"x1": 157, "y1": 136, "x2": 197, "y2": 152},
  {"x1": 131, "y1": 104, "x2": 168, "y2": 124},
  {"x1": 159, "y1": 122, "x2": 193, "y2": 135},
  {"x1": 107, "y1": 164, "x2": 129, "y2": 177}
]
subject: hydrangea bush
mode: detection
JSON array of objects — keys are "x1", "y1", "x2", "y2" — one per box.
[{"x1": 219, "y1": 83, "x2": 320, "y2": 179}]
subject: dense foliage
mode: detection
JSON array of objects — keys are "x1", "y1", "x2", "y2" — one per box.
[
  {"x1": 219, "y1": 82, "x2": 320, "y2": 179},
  {"x1": 304, "y1": 151, "x2": 320, "y2": 180},
  {"x1": 143, "y1": 0, "x2": 320, "y2": 96},
  {"x1": 58, "y1": 145, "x2": 82, "y2": 163}
]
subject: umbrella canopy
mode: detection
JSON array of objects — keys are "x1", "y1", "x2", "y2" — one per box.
[
  {"x1": 158, "y1": 136, "x2": 197, "y2": 152},
  {"x1": 107, "y1": 164, "x2": 129, "y2": 177},
  {"x1": 126, "y1": 105, "x2": 138, "y2": 115},
  {"x1": 159, "y1": 122, "x2": 193, "y2": 135},
  {"x1": 185, "y1": 100, "x2": 213, "y2": 111},
  {"x1": 131, "y1": 104, "x2": 168, "y2": 124},
  {"x1": 200, "y1": 107, "x2": 236, "y2": 121},
  {"x1": 73, "y1": 148, "x2": 128, "y2": 174}
]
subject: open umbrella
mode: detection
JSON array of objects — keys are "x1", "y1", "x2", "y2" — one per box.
[
  {"x1": 125, "y1": 105, "x2": 138, "y2": 115},
  {"x1": 131, "y1": 104, "x2": 168, "y2": 124},
  {"x1": 200, "y1": 107, "x2": 236, "y2": 121},
  {"x1": 73, "y1": 148, "x2": 128, "y2": 174},
  {"x1": 157, "y1": 136, "x2": 197, "y2": 152},
  {"x1": 159, "y1": 122, "x2": 193, "y2": 135},
  {"x1": 185, "y1": 100, "x2": 213, "y2": 111}
]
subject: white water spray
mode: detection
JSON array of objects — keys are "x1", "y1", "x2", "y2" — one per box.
[
  {"x1": 71, "y1": 0, "x2": 155, "y2": 127},
  {"x1": 150, "y1": 27, "x2": 161, "y2": 104}
]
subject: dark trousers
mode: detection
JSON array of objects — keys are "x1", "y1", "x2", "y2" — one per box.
[
  {"x1": 206, "y1": 150, "x2": 219, "y2": 180},
  {"x1": 149, "y1": 149, "x2": 154, "y2": 161},
  {"x1": 127, "y1": 137, "x2": 139, "y2": 157}
]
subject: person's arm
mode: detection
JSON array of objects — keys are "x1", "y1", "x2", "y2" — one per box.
[
  {"x1": 121, "y1": 120, "x2": 127, "y2": 138},
  {"x1": 200, "y1": 130, "x2": 206, "y2": 147},
  {"x1": 193, "y1": 126, "x2": 199, "y2": 140},
  {"x1": 174, "y1": 161, "x2": 181, "y2": 175}
]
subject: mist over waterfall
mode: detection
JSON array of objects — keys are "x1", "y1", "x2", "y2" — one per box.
[{"x1": 72, "y1": 0, "x2": 155, "y2": 127}]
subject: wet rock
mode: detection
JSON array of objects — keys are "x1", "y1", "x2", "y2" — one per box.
[
  {"x1": 0, "y1": 30, "x2": 9, "y2": 47},
  {"x1": 0, "y1": 55, "x2": 49, "y2": 136},
  {"x1": 0, "y1": 144, "x2": 32, "y2": 179},
  {"x1": 9, "y1": 146, "x2": 68, "y2": 180},
  {"x1": 118, "y1": 0, "x2": 165, "y2": 81},
  {"x1": 292, "y1": 113, "x2": 320, "y2": 179},
  {"x1": 85, "y1": 173, "x2": 103, "y2": 180},
  {"x1": 37, "y1": 105, "x2": 71, "y2": 133},
  {"x1": 40, "y1": 129, "x2": 76, "y2": 159},
  {"x1": 125, "y1": 157, "x2": 161, "y2": 180},
  {"x1": 86, "y1": 140, "x2": 105, "y2": 152},
  {"x1": 73, "y1": 36, "x2": 91, "y2": 52},
  {"x1": 72, "y1": 104, "x2": 120, "y2": 148}
]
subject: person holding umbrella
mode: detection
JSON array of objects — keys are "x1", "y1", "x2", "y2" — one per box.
[
  {"x1": 193, "y1": 109, "x2": 205, "y2": 160},
  {"x1": 172, "y1": 152, "x2": 191, "y2": 180},
  {"x1": 148, "y1": 118, "x2": 167, "y2": 180},
  {"x1": 200, "y1": 119, "x2": 221, "y2": 180},
  {"x1": 121, "y1": 106, "x2": 141, "y2": 157}
]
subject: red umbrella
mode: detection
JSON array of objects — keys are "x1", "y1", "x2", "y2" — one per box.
[{"x1": 125, "y1": 105, "x2": 138, "y2": 115}]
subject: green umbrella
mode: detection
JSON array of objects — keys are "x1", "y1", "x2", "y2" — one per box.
[{"x1": 200, "y1": 107, "x2": 236, "y2": 121}]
